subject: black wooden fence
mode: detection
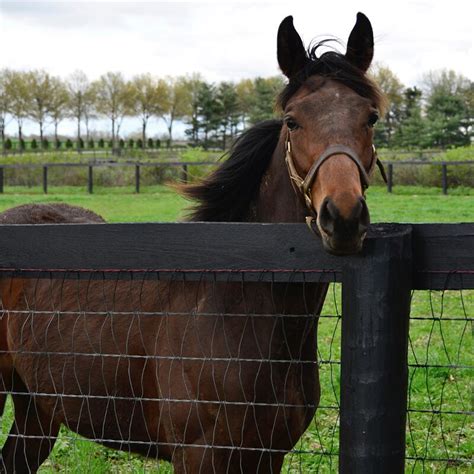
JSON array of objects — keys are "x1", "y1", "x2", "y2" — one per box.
[
  {"x1": 0, "y1": 222, "x2": 472, "y2": 472},
  {"x1": 0, "y1": 160, "x2": 472, "y2": 194}
]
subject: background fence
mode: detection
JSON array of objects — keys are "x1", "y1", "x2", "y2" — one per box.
[
  {"x1": 0, "y1": 160, "x2": 473, "y2": 194},
  {"x1": 0, "y1": 222, "x2": 472, "y2": 472}
]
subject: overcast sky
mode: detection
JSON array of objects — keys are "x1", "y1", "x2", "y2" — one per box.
[{"x1": 1, "y1": 0, "x2": 472, "y2": 138}]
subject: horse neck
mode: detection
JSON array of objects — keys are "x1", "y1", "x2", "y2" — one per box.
[{"x1": 252, "y1": 138, "x2": 308, "y2": 223}]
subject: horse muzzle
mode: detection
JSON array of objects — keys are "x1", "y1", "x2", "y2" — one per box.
[{"x1": 316, "y1": 195, "x2": 370, "y2": 255}]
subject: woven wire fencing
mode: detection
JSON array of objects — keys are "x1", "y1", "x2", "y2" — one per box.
[
  {"x1": 406, "y1": 285, "x2": 473, "y2": 472},
  {"x1": 0, "y1": 270, "x2": 341, "y2": 473}
]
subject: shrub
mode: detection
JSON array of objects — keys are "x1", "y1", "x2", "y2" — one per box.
[
  {"x1": 155, "y1": 138, "x2": 161, "y2": 148},
  {"x1": 77, "y1": 138, "x2": 84, "y2": 149},
  {"x1": 108, "y1": 139, "x2": 113, "y2": 148},
  {"x1": 88, "y1": 139, "x2": 94, "y2": 149},
  {"x1": 54, "y1": 139, "x2": 61, "y2": 149},
  {"x1": 4, "y1": 138, "x2": 12, "y2": 150},
  {"x1": 65, "y1": 138, "x2": 73, "y2": 149},
  {"x1": 19, "y1": 139, "x2": 26, "y2": 150},
  {"x1": 136, "y1": 138, "x2": 143, "y2": 149},
  {"x1": 41, "y1": 139, "x2": 49, "y2": 149},
  {"x1": 147, "y1": 138, "x2": 154, "y2": 149},
  {"x1": 31, "y1": 139, "x2": 38, "y2": 149},
  {"x1": 128, "y1": 138, "x2": 134, "y2": 149},
  {"x1": 98, "y1": 138, "x2": 105, "y2": 148},
  {"x1": 119, "y1": 139, "x2": 125, "y2": 149}
]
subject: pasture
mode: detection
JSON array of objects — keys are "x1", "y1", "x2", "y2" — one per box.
[{"x1": 0, "y1": 185, "x2": 472, "y2": 472}]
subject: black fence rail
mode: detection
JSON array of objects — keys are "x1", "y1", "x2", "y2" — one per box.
[
  {"x1": 0, "y1": 223, "x2": 472, "y2": 473},
  {"x1": 0, "y1": 159, "x2": 473, "y2": 194}
]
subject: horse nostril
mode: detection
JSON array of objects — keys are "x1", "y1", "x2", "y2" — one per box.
[{"x1": 319, "y1": 198, "x2": 338, "y2": 236}]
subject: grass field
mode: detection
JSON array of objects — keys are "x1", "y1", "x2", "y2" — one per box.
[
  {"x1": 0, "y1": 184, "x2": 473, "y2": 223},
  {"x1": 0, "y1": 184, "x2": 472, "y2": 472}
]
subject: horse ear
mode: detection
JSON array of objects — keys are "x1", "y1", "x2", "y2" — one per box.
[
  {"x1": 345, "y1": 12, "x2": 374, "y2": 72},
  {"x1": 277, "y1": 16, "x2": 308, "y2": 78}
]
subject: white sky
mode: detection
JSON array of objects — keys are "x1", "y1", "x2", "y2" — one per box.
[{"x1": 1, "y1": 0, "x2": 472, "y2": 138}]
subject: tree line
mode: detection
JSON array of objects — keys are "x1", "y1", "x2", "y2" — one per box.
[
  {"x1": 0, "y1": 67, "x2": 471, "y2": 151},
  {"x1": 0, "y1": 69, "x2": 284, "y2": 150}
]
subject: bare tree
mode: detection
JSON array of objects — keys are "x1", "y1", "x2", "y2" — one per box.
[
  {"x1": 130, "y1": 74, "x2": 164, "y2": 148},
  {"x1": 67, "y1": 70, "x2": 89, "y2": 143},
  {"x1": 95, "y1": 72, "x2": 133, "y2": 148},
  {"x1": 5, "y1": 70, "x2": 31, "y2": 143}
]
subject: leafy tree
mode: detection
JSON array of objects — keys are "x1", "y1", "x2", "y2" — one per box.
[
  {"x1": 28, "y1": 70, "x2": 57, "y2": 142},
  {"x1": 195, "y1": 82, "x2": 221, "y2": 148},
  {"x1": 128, "y1": 138, "x2": 134, "y2": 148},
  {"x1": 370, "y1": 64, "x2": 404, "y2": 146},
  {"x1": 156, "y1": 76, "x2": 191, "y2": 147},
  {"x1": 130, "y1": 74, "x2": 164, "y2": 148},
  {"x1": 235, "y1": 78, "x2": 255, "y2": 130},
  {"x1": 422, "y1": 70, "x2": 472, "y2": 147},
  {"x1": 94, "y1": 72, "x2": 133, "y2": 148},
  {"x1": 98, "y1": 138, "x2": 105, "y2": 148},
  {"x1": 147, "y1": 137, "x2": 154, "y2": 148},
  {"x1": 5, "y1": 70, "x2": 31, "y2": 142},
  {"x1": 393, "y1": 87, "x2": 427, "y2": 148},
  {"x1": 217, "y1": 82, "x2": 240, "y2": 149},
  {"x1": 49, "y1": 77, "x2": 69, "y2": 143},
  {"x1": 183, "y1": 73, "x2": 206, "y2": 144},
  {"x1": 119, "y1": 138, "x2": 125, "y2": 149},
  {"x1": 67, "y1": 70, "x2": 89, "y2": 143},
  {"x1": 31, "y1": 138, "x2": 38, "y2": 149},
  {"x1": 88, "y1": 139, "x2": 94, "y2": 149},
  {"x1": 5, "y1": 138, "x2": 12, "y2": 150},
  {"x1": 65, "y1": 138, "x2": 73, "y2": 149},
  {"x1": 0, "y1": 69, "x2": 13, "y2": 150},
  {"x1": 248, "y1": 76, "x2": 284, "y2": 125}
]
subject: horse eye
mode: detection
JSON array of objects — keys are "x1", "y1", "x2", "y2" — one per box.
[
  {"x1": 285, "y1": 118, "x2": 300, "y2": 131},
  {"x1": 368, "y1": 112, "x2": 379, "y2": 127}
]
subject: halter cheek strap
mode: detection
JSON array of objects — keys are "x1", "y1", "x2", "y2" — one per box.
[{"x1": 285, "y1": 137, "x2": 387, "y2": 233}]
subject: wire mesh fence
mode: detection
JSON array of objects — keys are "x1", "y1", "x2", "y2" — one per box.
[
  {"x1": 0, "y1": 223, "x2": 472, "y2": 472},
  {"x1": 406, "y1": 286, "x2": 473, "y2": 472},
  {"x1": 0, "y1": 270, "x2": 342, "y2": 473}
]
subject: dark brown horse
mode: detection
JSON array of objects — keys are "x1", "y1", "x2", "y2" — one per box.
[{"x1": 0, "y1": 13, "x2": 385, "y2": 473}]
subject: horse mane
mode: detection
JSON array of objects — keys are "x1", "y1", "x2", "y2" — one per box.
[
  {"x1": 278, "y1": 40, "x2": 387, "y2": 113},
  {"x1": 181, "y1": 119, "x2": 283, "y2": 222}
]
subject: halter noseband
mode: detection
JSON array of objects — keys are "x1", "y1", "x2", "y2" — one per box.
[{"x1": 284, "y1": 136, "x2": 387, "y2": 233}]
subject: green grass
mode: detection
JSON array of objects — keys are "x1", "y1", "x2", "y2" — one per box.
[
  {"x1": 0, "y1": 184, "x2": 472, "y2": 472},
  {"x1": 0, "y1": 184, "x2": 473, "y2": 224}
]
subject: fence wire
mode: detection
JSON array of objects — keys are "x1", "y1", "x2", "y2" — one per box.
[
  {"x1": 406, "y1": 286, "x2": 473, "y2": 473},
  {"x1": 0, "y1": 270, "x2": 341, "y2": 473},
  {"x1": 1, "y1": 269, "x2": 472, "y2": 473}
]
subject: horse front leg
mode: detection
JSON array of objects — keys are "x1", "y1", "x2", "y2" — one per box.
[{"x1": 0, "y1": 392, "x2": 59, "y2": 474}]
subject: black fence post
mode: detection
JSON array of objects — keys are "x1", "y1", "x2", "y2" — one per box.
[
  {"x1": 339, "y1": 225, "x2": 412, "y2": 474},
  {"x1": 387, "y1": 163, "x2": 393, "y2": 193},
  {"x1": 43, "y1": 166, "x2": 48, "y2": 194},
  {"x1": 0, "y1": 167, "x2": 3, "y2": 193},
  {"x1": 88, "y1": 166, "x2": 93, "y2": 194},
  {"x1": 135, "y1": 165, "x2": 140, "y2": 193},
  {"x1": 181, "y1": 164, "x2": 188, "y2": 184},
  {"x1": 441, "y1": 163, "x2": 448, "y2": 195}
]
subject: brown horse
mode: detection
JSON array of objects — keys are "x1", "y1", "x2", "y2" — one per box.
[{"x1": 0, "y1": 13, "x2": 385, "y2": 473}]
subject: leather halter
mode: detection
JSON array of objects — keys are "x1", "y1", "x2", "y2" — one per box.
[{"x1": 284, "y1": 136, "x2": 387, "y2": 232}]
